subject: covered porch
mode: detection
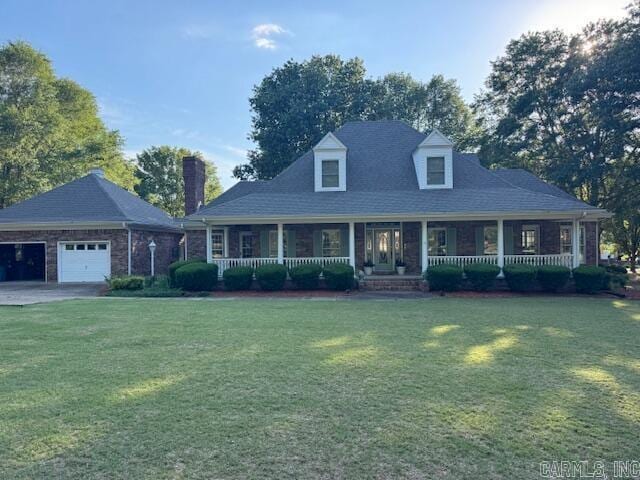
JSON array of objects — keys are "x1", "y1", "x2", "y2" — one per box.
[{"x1": 187, "y1": 215, "x2": 597, "y2": 278}]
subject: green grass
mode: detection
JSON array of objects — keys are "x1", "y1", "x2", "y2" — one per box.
[{"x1": 1, "y1": 297, "x2": 639, "y2": 479}]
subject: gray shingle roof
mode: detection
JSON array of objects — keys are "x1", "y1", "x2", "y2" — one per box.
[
  {"x1": 0, "y1": 173, "x2": 180, "y2": 230},
  {"x1": 190, "y1": 120, "x2": 603, "y2": 220}
]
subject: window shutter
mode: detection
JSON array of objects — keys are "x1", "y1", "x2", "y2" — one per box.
[
  {"x1": 340, "y1": 228, "x2": 349, "y2": 257},
  {"x1": 287, "y1": 230, "x2": 296, "y2": 257},
  {"x1": 313, "y1": 230, "x2": 322, "y2": 257},
  {"x1": 475, "y1": 227, "x2": 484, "y2": 256},
  {"x1": 446, "y1": 227, "x2": 457, "y2": 256},
  {"x1": 259, "y1": 230, "x2": 269, "y2": 258},
  {"x1": 504, "y1": 226, "x2": 514, "y2": 255}
]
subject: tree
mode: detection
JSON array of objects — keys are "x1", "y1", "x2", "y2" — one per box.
[
  {"x1": 0, "y1": 41, "x2": 135, "y2": 208},
  {"x1": 234, "y1": 55, "x2": 479, "y2": 180},
  {"x1": 134, "y1": 146, "x2": 223, "y2": 217},
  {"x1": 370, "y1": 73, "x2": 479, "y2": 149},
  {"x1": 475, "y1": 4, "x2": 640, "y2": 269}
]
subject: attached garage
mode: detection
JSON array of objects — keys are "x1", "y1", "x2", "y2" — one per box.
[
  {"x1": 0, "y1": 242, "x2": 46, "y2": 282},
  {"x1": 58, "y1": 242, "x2": 110, "y2": 283}
]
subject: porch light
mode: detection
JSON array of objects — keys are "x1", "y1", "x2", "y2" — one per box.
[{"x1": 148, "y1": 240, "x2": 157, "y2": 277}]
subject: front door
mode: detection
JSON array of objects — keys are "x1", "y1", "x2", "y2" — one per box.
[{"x1": 374, "y1": 229, "x2": 393, "y2": 271}]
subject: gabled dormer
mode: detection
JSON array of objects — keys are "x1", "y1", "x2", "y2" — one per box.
[
  {"x1": 313, "y1": 132, "x2": 347, "y2": 192},
  {"x1": 412, "y1": 128, "x2": 454, "y2": 190}
]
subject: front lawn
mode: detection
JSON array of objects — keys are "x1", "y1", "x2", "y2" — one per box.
[{"x1": 1, "y1": 298, "x2": 639, "y2": 479}]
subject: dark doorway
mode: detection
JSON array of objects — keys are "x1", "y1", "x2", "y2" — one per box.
[{"x1": 0, "y1": 243, "x2": 46, "y2": 282}]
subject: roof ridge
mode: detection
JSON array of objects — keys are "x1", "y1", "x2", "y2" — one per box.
[{"x1": 90, "y1": 174, "x2": 130, "y2": 222}]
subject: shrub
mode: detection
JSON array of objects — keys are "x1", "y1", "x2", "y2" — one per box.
[
  {"x1": 425, "y1": 264, "x2": 463, "y2": 292},
  {"x1": 536, "y1": 265, "x2": 571, "y2": 292},
  {"x1": 464, "y1": 263, "x2": 500, "y2": 291},
  {"x1": 503, "y1": 264, "x2": 537, "y2": 292},
  {"x1": 572, "y1": 265, "x2": 606, "y2": 294},
  {"x1": 290, "y1": 263, "x2": 322, "y2": 290},
  {"x1": 255, "y1": 264, "x2": 287, "y2": 291},
  {"x1": 605, "y1": 264, "x2": 627, "y2": 275},
  {"x1": 144, "y1": 275, "x2": 169, "y2": 289},
  {"x1": 605, "y1": 272, "x2": 628, "y2": 290},
  {"x1": 174, "y1": 263, "x2": 218, "y2": 291},
  {"x1": 323, "y1": 263, "x2": 355, "y2": 291},
  {"x1": 223, "y1": 266, "x2": 254, "y2": 291},
  {"x1": 168, "y1": 258, "x2": 205, "y2": 287},
  {"x1": 108, "y1": 275, "x2": 144, "y2": 291}
]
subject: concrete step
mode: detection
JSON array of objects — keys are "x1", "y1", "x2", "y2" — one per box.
[{"x1": 360, "y1": 276, "x2": 426, "y2": 291}]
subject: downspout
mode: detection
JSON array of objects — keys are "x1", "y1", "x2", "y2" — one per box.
[{"x1": 181, "y1": 222, "x2": 188, "y2": 260}]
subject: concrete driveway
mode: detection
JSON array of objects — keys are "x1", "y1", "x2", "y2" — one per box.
[{"x1": 0, "y1": 282, "x2": 104, "y2": 305}]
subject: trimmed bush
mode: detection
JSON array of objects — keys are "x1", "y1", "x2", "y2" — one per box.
[
  {"x1": 223, "y1": 266, "x2": 254, "y2": 291},
  {"x1": 503, "y1": 264, "x2": 537, "y2": 292},
  {"x1": 464, "y1": 263, "x2": 500, "y2": 291},
  {"x1": 144, "y1": 275, "x2": 169, "y2": 289},
  {"x1": 425, "y1": 264, "x2": 463, "y2": 292},
  {"x1": 290, "y1": 263, "x2": 322, "y2": 290},
  {"x1": 605, "y1": 271, "x2": 628, "y2": 290},
  {"x1": 168, "y1": 258, "x2": 205, "y2": 287},
  {"x1": 323, "y1": 263, "x2": 355, "y2": 291},
  {"x1": 536, "y1": 265, "x2": 571, "y2": 292},
  {"x1": 255, "y1": 264, "x2": 287, "y2": 291},
  {"x1": 605, "y1": 264, "x2": 627, "y2": 275},
  {"x1": 174, "y1": 263, "x2": 218, "y2": 291},
  {"x1": 572, "y1": 265, "x2": 606, "y2": 294},
  {"x1": 108, "y1": 275, "x2": 144, "y2": 291}
]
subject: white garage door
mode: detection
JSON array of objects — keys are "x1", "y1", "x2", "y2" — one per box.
[{"x1": 59, "y1": 242, "x2": 110, "y2": 283}]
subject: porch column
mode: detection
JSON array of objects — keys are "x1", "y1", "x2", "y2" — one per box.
[
  {"x1": 348, "y1": 221, "x2": 356, "y2": 270},
  {"x1": 205, "y1": 224, "x2": 212, "y2": 263},
  {"x1": 572, "y1": 219, "x2": 580, "y2": 268},
  {"x1": 421, "y1": 220, "x2": 428, "y2": 273},
  {"x1": 497, "y1": 219, "x2": 505, "y2": 274},
  {"x1": 277, "y1": 223, "x2": 284, "y2": 264},
  {"x1": 223, "y1": 227, "x2": 229, "y2": 258}
]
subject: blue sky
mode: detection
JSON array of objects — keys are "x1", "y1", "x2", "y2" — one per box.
[{"x1": 3, "y1": 0, "x2": 627, "y2": 190}]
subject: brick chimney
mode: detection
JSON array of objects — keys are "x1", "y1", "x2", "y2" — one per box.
[{"x1": 182, "y1": 156, "x2": 206, "y2": 215}]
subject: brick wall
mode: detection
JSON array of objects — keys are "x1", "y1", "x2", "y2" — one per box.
[
  {"x1": 402, "y1": 222, "x2": 421, "y2": 274},
  {"x1": 131, "y1": 230, "x2": 182, "y2": 276},
  {"x1": 0, "y1": 229, "x2": 128, "y2": 282},
  {"x1": 185, "y1": 230, "x2": 206, "y2": 260}
]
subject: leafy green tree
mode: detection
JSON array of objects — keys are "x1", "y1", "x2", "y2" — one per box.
[
  {"x1": 0, "y1": 41, "x2": 135, "y2": 208},
  {"x1": 234, "y1": 55, "x2": 479, "y2": 180},
  {"x1": 134, "y1": 146, "x2": 223, "y2": 217}
]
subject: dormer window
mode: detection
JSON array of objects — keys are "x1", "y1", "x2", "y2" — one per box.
[
  {"x1": 412, "y1": 128, "x2": 454, "y2": 190},
  {"x1": 313, "y1": 132, "x2": 347, "y2": 192},
  {"x1": 321, "y1": 160, "x2": 340, "y2": 188},
  {"x1": 426, "y1": 156, "x2": 446, "y2": 185}
]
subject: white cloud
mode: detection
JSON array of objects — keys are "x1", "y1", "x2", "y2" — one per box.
[{"x1": 251, "y1": 23, "x2": 290, "y2": 50}]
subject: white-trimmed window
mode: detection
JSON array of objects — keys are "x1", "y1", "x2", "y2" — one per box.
[
  {"x1": 428, "y1": 228, "x2": 447, "y2": 256},
  {"x1": 484, "y1": 226, "x2": 498, "y2": 255},
  {"x1": 321, "y1": 160, "x2": 340, "y2": 188},
  {"x1": 321, "y1": 229, "x2": 341, "y2": 257},
  {"x1": 521, "y1": 225, "x2": 539, "y2": 254},
  {"x1": 561, "y1": 224, "x2": 586, "y2": 263},
  {"x1": 211, "y1": 230, "x2": 224, "y2": 258},
  {"x1": 268, "y1": 230, "x2": 288, "y2": 258},
  {"x1": 240, "y1": 232, "x2": 253, "y2": 258},
  {"x1": 426, "y1": 156, "x2": 446, "y2": 186}
]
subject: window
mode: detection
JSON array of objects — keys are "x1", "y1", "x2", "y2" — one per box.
[
  {"x1": 211, "y1": 230, "x2": 224, "y2": 258},
  {"x1": 76, "y1": 244, "x2": 86, "y2": 250},
  {"x1": 484, "y1": 226, "x2": 498, "y2": 255},
  {"x1": 560, "y1": 226, "x2": 572, "y2": 254},
  {"x1": 268, "y1": 230, "x2": 288, "y2": 258},
  {"x1": 321, "y1": 160, "x2": 340, "y2": 188},
  {"x1": 240, "y1": 232, "x2": 253, "y2": 258},
  {"x1": 580, "y1": 225, "x2": 585, "y2": 264},
  {"x1": 322, "y1": 229, "x2": 341, "y2": 257},
  {"x1": 87, "y1": 244, "x2": 96, "y2": 250},
  {"x1": 98, "y1": 244, "x2": 107, "y2": 250},
  {"x1": 65, "y1": 244, "x2": 74, "y2": 251},
  {"x1": 521, "y1": 225, "x2": 539, "y2": 254},
  {"x1": 428, "y1": 228, "x2": 447, "y2": 256},
  {"x1": 427, "y1": 156, "x2": 445, "y2": 185}
]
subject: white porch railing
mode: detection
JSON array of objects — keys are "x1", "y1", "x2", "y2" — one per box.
[
  {"x1": 211, "y1": 256, "x2": 350, "y2": 277},
  {"x1": 284, "y1": 257, "x2": 349, "y2": 269},
  {"x1": 504, "y1": 254, "x2": 573, "y2": 268},
  {"x1": 428, "y1": 255, "x2": 499, "y2": 268}
]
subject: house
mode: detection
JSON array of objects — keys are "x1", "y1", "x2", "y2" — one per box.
[
  {"x1": 183, "y1": 121, "x2": 608, "y2": 284},
  {"x1": 0, "y1": 120, "x2": 609, "y2": 285},
  {"x1": 0, "y1": 168, "x2": 183, "y2": 282}
]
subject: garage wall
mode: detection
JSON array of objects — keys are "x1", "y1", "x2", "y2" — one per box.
[
  {"x1": 131, "y1": 230, "x2": 182, "y2": 276},
  {"x1": 0, "y1": 229, "x2": 128, "y2": 282}
]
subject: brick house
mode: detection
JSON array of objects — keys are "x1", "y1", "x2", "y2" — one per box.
[
  {"x1": 184, "y1": 121, "x2": 608, "y2": 284},
  {"x1": 0, "y1": 169, "x2": 182, "y2": 282}
]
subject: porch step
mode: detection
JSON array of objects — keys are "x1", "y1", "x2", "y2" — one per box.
[{"x1": 360, "y1": 275, "x2": 425, "y2": 291}]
